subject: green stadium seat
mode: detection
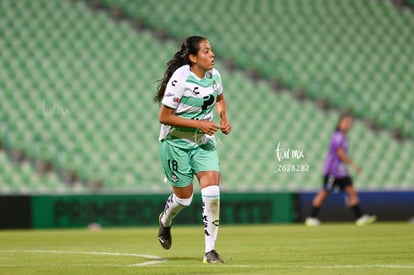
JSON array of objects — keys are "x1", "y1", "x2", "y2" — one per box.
[{"x1": 1, "y1": 0, "x2": 413, "y2": 193}]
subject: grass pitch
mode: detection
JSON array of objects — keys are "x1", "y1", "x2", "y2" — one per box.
[{"x1": 0, "y1": 223, "x2": 413, "y2": 274}]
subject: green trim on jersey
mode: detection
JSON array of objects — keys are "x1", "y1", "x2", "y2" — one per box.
[
  {"x1": 159, "y1": 65, "x2": 222, "y2": 149},
  {"x1": 186, "y1": 74, "x2": 220, "y2": 87},
  {"x1": 171, "y1": 73, "x2": 220, "y2": 141},
  {"x1": 178, "y1": 90, "x2": 219, "y2": 116}
]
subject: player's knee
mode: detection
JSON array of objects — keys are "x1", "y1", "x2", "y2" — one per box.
[{"x1": 174, "y1": 193, "x2": 193, "y2": 207}]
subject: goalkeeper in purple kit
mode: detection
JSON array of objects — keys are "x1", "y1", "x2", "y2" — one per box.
[{"x1": 306, "y1": 113, "x2": 376, "y2": 226}]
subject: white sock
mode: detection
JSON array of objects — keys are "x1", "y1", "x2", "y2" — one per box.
[
  {"x1": 201, "y1": 185, "x2": 220, "y2": 253},
  {"x1": 161, "y1": 194, "x2": 192, "y2": 227}
]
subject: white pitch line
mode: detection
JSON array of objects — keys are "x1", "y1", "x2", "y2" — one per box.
[
  {"x1": 0, "y1": 250, "x2": 166, "y2": 267},
  {"x1": 1, "y1": 251, "x2": 413, "y2": 269},
  {"x1": 128, "y1": 260, "x2": 166, "y2": 267}
]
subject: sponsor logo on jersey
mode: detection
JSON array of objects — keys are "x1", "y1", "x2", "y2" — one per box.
[{"x1": 192, "y1": 87, "x2": 200, "y2": 95}]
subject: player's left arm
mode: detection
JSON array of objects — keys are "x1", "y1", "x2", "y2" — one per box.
[{"x1": 216, "y1": 94, "x2": 231, "y2": 135}]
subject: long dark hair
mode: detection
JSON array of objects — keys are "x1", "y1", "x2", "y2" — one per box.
[{"x1": 154, "y1": 36, "x2": 207, "y2": 103}]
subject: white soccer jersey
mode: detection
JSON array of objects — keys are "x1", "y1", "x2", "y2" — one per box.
[{"x1": 159, "y1": 65, "x2": 223, "y2": 148}]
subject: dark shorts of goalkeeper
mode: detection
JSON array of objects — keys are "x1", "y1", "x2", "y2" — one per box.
[{"x1": 322, "y1": 175, "x2": 353, "y2": 193}]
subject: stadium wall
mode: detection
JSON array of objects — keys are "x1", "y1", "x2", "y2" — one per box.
[
  {"x1": 0, "y1": 193, "x2": 295, "y2": 229},
  {"x1": 298, "y1": 191, "x2": 414, "y2": 222},
  {"x1": 0, "y1": 195, "x2": 31, "y2": 229},
  {"x1": 1, "y1": 191, "x2": 413, "y2": 229}
]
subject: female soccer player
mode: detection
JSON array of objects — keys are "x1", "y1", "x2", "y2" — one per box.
[
  {"x1": 154, "y1": 36, "x2": 231, "y2": 263},
  {"x1": 306, "y1": 113, "x2": 376, "y2": 226}
]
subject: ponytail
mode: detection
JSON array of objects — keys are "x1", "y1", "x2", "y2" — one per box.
[{"x1": 154, "y1": 36, "x2": 207, "y2": 103}]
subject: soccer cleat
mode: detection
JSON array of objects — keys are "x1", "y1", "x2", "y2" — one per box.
[
  {"x1": 305, "y1": 217, "x2": 321, "y2": 226},
  {"x1": 158, "y1": 213, "x2": 172, "y2": 249},
  {"x1": 356, "y1": 215, "x2": 377, "y2": 226},
  {"x1": 203, "y1": 250, "x2": 224, "y2": 264}
]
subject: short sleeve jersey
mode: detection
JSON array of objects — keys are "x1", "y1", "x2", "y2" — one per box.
[
  {"x1": 159, "y1": 65, "x2": 223, "y2": 149},
  {"x1": 322, "y1": 130, "x2": 350, "y2": 178}
]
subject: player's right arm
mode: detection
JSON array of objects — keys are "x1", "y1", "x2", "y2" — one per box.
[{"x1": 159, "y1": 105, "x2": 219, "y2": 135}]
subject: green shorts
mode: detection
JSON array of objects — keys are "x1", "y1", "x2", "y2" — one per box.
[{"x1": 159, "y1": 139, "x2": 220, "y2": 187}]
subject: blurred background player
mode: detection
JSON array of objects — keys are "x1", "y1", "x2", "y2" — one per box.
[
  {"x1": 306, "y1": 113, "x2": 376, "y2": 226},
  {"x1": 154, "y1": 36, "x2": 231, "y2": 263}
]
